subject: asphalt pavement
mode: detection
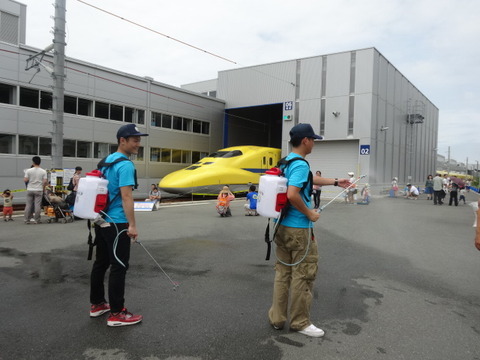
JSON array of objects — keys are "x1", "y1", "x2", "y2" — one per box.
[{"x1": 1, "y1": 191, "x2": 480, "y2": 360}]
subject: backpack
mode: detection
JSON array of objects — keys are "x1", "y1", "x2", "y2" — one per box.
[
  {"x1": 67, "y1": 177, "x2": 74, "y2": 191},
  {"x1": 262, "y1": 156, "x2": 313, "y2": 260},
  {"x1": 84, "y1": 156, "x2": 137, "y2": 260}
]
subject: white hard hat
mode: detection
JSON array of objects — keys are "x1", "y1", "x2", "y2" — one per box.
[{"x1": 347, "y1": 172, "x2": 354, "y2": 176}]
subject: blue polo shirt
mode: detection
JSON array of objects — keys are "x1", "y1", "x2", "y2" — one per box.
[
  {"x1": 101, "y1": 152, "x2": 135, "y2": 223},
  {"x1": 280, "y1": 153, "x2": 312, "y2": 229}
]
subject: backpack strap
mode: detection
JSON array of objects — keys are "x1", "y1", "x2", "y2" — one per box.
[{"x1": 97, "y1": 156, "x2": 138, "y2": 189}]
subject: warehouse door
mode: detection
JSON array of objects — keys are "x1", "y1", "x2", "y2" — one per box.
[{"x1": 225, "y1": 103, "x2": 282, "y2": 149}]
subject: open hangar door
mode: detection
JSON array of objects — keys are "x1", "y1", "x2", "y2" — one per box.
[{"x1": 224, "y1": 103, "x2": 283, "y2": 149}]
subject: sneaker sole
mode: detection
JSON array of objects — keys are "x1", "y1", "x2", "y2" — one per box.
[
  {"x1": 107, "y1": 318, "x2": 142, "y2": 327},
  {"x1": 90, "y1": 309, "x2": 110, "y2": 318}
]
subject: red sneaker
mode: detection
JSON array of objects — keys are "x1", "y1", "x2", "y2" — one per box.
[
  {"x1": 90, "y1": 302, "x2": 110, "y2": 317},
  {"x1": 107, "y1": 308, "x2": 143, "y2": 327}
]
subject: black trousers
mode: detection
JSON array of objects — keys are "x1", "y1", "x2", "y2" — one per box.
[
  {"x1": 313, "y1": 190, "x2": 321, "y2": 209},
  {"x1": 449, "y1": 191, "x2": 458, "y2": 206},
  {"x1": 433, "y1": 190, "x2": 444, "y2": 205},
  {"x1": 90, "y1": 223, "x2": 131, "y2": 313}
]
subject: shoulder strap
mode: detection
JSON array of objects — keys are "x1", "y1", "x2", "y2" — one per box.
[
  {"x1": 97, "y1": 156, "x2": 138, "y2": 190},
  {"x1": 277, "y1": 156, "x2": 313, "y2": 201}
]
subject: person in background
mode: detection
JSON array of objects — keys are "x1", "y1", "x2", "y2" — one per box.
[
  {"x1": 391, "y1": 177, "x2": 399, "y2": 197},
  {"x1": 448, "y1": 180, "x2": 459, "y2": 206},
  {"x1": 216, "y1": 186, "x2": 235, "y2": 217},
  {"x1": 23, "y1": 156, "x2": 47, "y2": 224},
  {"x1": 312, "y1": 171, "x2": 322, "y2": 209},
  {"x1": 406, "y1": 184, "x2": 419, "y2": 199},
  {"x1": 433, "y1": 173, "x2": 444, "y2": 205},
  {"x1": 459, "y1": 187, "x2": 466, "y2": 204},
  {"x1": 424, "y1": 175, "x2": 434, "y2": 200},
  {"x1": 475, "y1": 199, "x2": 480, "y2": 251},
  {"x1": 72, "y1": 166, "x2": 82, "y2": 191},
  {"x1": 244, "y1": 185, "x2": 258, "y2": 216},
  {"x1": 346, "y1": 172, "x2": 356, "y2": 204},
  {"x1": 1, "y1": 189, "x2": 14, "y2": 221}
]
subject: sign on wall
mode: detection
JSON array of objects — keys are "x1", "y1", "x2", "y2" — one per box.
[{"x1": 360, "y1": 145, "x2": 370, "y2": 155}]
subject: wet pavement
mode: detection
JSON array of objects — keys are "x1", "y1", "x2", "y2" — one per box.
[{"x1": 1, "y1": 193, "x2": 480, "y2": 360}]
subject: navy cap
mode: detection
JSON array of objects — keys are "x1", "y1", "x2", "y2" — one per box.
[
  {"x1": 116, "y1": 124, "x2": 149, "y2": 139},
  {"x1": 289, "y1": 123, "x2": 323, "y2": 140}
]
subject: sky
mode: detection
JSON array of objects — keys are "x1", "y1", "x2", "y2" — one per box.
[{"x1": 18, "y1": 0, "x2": 480, "y2": 167}]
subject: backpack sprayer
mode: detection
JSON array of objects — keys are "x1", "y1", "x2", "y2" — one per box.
[
  {"x1": 74, "y1": 165, "x2": 179, "y2": 290},
  {"x1": 258, "y1": 164, "x2": 366, "y2": 264}
]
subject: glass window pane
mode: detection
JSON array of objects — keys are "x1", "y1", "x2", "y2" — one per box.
[
  {"x1": 77, "y1": 141, "x2": 91, "y2": 158},
  {"x1": 19, "y1": 135, "x2": 38, "y2": 155},
  {"x1": 63, "y1": 139, "x2": 76, "y2": 157},
  {"x1": 64, "y1": 95, "x2": 77, "y2": 114},
  {"x1": 161, "y1": 148, "x2": 171, "y2": 162},
  {"x1": 109, "y1": 144, "x2": 117, "y2": 154},
  {"x1": 192, "y1": 151, "x2": 201, "y2": 163},
  {"x1": 150, "y1": 147, "x2": 160, "y2": 162},
  {"x1": 171, "y1": 149, "x2": 181, "y2": 163},
  {"x1": 110, "y1": 104, "x2": 123, "y2": 121},
  {"x1": 162, "y1": 114, "x2": 172, "y2": 129},
  {"x1": 95, "y1": 101, "x2": 109, "y2": 119},
  {"x1": 20, "y1": 87, "x2": 39, "y2": 108},
  {"x1": 125, "y1": 107, "x2": 133, "y2": 123},
  {"x1": 183, "y1": 118, "x2": 192, "y2": 132},
  {"x1": 0, "y1": 133, "x2": 15, "y2": 153},
  {"x1": 192, "y1": 120, "x2": 201, "y2": 133},
  {"x1": 39, "y1": 137, "x2": 51, "y2": 156},
  {"x1": 151, "y1": 112, "x2": 161, "y2": 127},
  {"x1": 172, "y1": 116, "x2": 182, "y2": 130},
  {"x1": 94, "y1": 142, "x2": 110, "y2": 158},
  {"x1": 181, "y1": 150, "x2": 191, "y2": 163},
  {"x1": 201, "y1": 121, "x2": 210, "y2": 135},
  {"x1": 135, "y1": 146, "x2": 144, "y2": 161},
  {"x1": 40, "y1": 91, "x2": 52, "y2": 110},
  {"x1": 137, "y1": 109, "x2": 145, "y2": 125},
  {"x1": 78, "y1": 98, "x2": 92, "y2": 116},
  {"x1": 0, "y1": 83, "x2": 15, "y2": 104}
]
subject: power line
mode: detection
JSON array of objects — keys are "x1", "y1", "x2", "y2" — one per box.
[{"x1": 75, "y1": 0, "x2": 237, "y2": 65}]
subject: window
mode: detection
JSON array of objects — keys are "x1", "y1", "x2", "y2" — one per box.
[
  {"x1": 19, "y1": 135, "x2": 38, "y2": 155},
  {"x1": 110, "y1": 104, "x2": 123, "y2": 121},
  {"x1": 63, "y1": 139, "x2": 76, "y2": 157},
  {"x1": 192, "y1": 151, "x2": 201, "y2": 163},
  {"x1": 161, "y1": 148, "x2": 171, "y2": 162},
  {"x1": 150, "y1": 147, "x2": 160, "y2": 162},
  {"x1": 348, "y1": 96, "x2": 355, "y2": 136},
  {"x1": 39, "y1": 137, "x2": 51, "y2": 156},
  {"x1": 94, "y1": 142, "x2": 111, "y2": 158},
  {"x1": 64, "y1": 95, "x2": 77, "y2": 114},
  {"x1": 40, "y1": 91, "x2": 52, "y2": 110},
  {"x1": 183, "y1": 118, "x2": 192, "y2": 132},
  {"x1": 181, "y1": 150, "x2": 191, "y2": 163},
  {"x1": 95, "y1": 101, "x2": 109, "y2": 119},
  {"x1": 161, "y1": 114, "x2": 172, "y2": 129},
  {"x1": 125, "y1": 107, "x2": 134, "y2": 123},
  {"x1": 192, "y1": 120, "x2": 202, "y2": 133},
  {"x1": 78, "y1": 98, "x2": 93, "y2": 116},
  {"x1": 20, "y1": 87, "x2": 39, "y2": 108},
  {"x1": 151, "y1": 112, "x2": 161, "y2": 127},
  {"x1": 0, "y1": 83, "x2": 15, "y2": 104},
  {"x1": 109, "y1": 144, "x2": 117, "y2": 154},
  {"x1": 201, "y1": 122, "x2": 210, "y2": 135},
  {"x1": 127, "y1": 107, "x2": 145, "y2": 124},
  {"x1": 171, "y1": 149, "x2": 182, "y2": 163},
  {"x1": 77, "y1": 141, "x2": 91, "y2": 158},
  {"x1": 172, "y1": 116, "x2": 182, "y2": 130},
  {"x1": 0, "y1": 133, "x2": 15, "y2": 154},
  {"x1": 137, "y1": 109, "x2": 145, "y2": 125}
]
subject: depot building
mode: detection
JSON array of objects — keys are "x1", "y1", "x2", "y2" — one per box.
[{"x1": 0, "y1": 0, "x2": 438, "y2": 198}]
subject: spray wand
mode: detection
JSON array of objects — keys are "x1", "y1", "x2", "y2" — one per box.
[{"x1": 318, "y1": 174, "x2": 367, "y2": 212}]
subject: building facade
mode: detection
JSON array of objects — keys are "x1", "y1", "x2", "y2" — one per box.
[
  {"x1": 0, "y1": 0, "x2": 225, "y2": 199},
  {"x1": 184, "y1": 49, "x2": 439, "y2": 189}
]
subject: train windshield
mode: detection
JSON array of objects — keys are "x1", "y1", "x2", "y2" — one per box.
[{"x1": 207, "y1": 150, "x2": 243, "y2": 158}]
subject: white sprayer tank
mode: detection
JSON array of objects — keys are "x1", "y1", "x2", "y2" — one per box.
[
  {"x1": 257, "y1": 168, "x2": 288, "y2": 218},
  {"x1": 73, "y1": 170, "x2": 109, "y2": 220}
]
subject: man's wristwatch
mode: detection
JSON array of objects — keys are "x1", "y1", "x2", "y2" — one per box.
[{"x1": 334, "y1": 178, "x2": 338, "y2": 186}]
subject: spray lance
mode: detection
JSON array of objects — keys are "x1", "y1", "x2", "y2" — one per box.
[{"x1": 317, "y1": 174, "x2": 367, "y2": 212}]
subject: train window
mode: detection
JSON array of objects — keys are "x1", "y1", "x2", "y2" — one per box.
[
  {"x1": 203, "y1": 162, "x2": 213, "y2": 165},
  {"x1": 186, "y1": 166, "x2": 200, "y2": 170},
  {"x1": 263, "y1": 157, "x2": 266, "y2": 165},
  {"x1": 269, "y1": 158, "x2": 273, "y2": 166},
  {"x1": 222, "y1": 150, "x2": 242, "y2": 158}
]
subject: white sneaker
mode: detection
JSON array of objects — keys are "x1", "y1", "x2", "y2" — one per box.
[{"x1": 297, "y1": 324, "x2": 325, "y2": 338}]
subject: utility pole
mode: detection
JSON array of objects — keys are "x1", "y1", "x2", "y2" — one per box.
[{"x1": 51, "y1": 0, "x2": 67, "y2": 169}]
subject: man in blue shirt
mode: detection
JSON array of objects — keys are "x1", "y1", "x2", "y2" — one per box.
[
  {"x1": 268, "y1": 123, "x2": 349, "y2": 338},
  {"x1": 89, "y1": 124, "x2": 148, "y2": 326},
  {"x1": 245, "y1": 185, "x2": 259, "y2": 216}
]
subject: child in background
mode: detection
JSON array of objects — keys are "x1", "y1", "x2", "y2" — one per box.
[
  {"x1": 244, "y1": 185, "x2": 259, "y2": 216},
  {"x1": 459, "y1": 187, "x2": 466, "y2": 204},
  {"x1": 1, "y1": 189, "x2": 14, "y2": 221},
  {"x1": 216, "y1": 186, "x2": 235, "y2": 217},
  {"x1": 358, "y1": 183, "x2": 370, "y2": 205}
]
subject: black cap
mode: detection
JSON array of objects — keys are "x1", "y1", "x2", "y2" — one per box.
[
  {"x1": 117, "y1": 124, "x2": 149, "y2": 139},
  {"x1": 289, "y1": 123, "x2": 323, "y2": 140}
]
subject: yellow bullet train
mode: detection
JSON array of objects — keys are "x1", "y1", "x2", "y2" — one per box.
[{"x1": 159, "y1": 146, "x2": 281, "y2": 195}]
